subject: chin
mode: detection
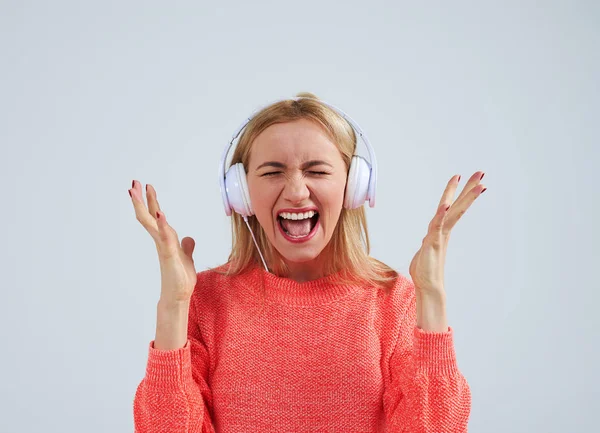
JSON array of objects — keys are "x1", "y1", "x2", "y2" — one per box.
[{"x1": 278, "y1": 246, "x2": 323, "y2": 264}]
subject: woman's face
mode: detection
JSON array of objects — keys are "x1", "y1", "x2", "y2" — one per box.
[{"x1": 246, "y1": 118, "x2": 348, "y2": 267}]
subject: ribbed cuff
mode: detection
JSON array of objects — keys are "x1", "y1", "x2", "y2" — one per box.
[
  {"x1": 413, "y1": 326, "x2": 459, "y2": 375},
  {"x1": 145, "y1": 339, "x2": 192, "y2": 391}
]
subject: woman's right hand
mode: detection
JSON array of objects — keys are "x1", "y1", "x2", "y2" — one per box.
[{"x1": 128, "y1": 180, "x2": 197, "y2": 304}]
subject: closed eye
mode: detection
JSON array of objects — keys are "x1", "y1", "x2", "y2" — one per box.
[{"x1": 261, "y1": 171, "x2": 330, "y2": 177}]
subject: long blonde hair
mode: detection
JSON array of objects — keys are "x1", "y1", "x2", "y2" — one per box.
[{"x1": 211, "y1": 92, "x2": 398, "y2": 298}]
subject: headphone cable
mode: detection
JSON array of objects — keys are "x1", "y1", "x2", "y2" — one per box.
[{"x1": 243, "y1": 216, "x2": 269, "y2": 272}]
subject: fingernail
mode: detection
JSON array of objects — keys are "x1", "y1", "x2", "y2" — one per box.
[
  {"x1": 128, "y1": 190, "x2": 132, "y2": 198},
  {"x1": 457, "y1": 175, "x2": 461, "y2": 183},
  {"x1": 480, "y1": 172, "x2": 485, "y2": 181},
  {"x1": 132, "y1": 180, "x2": 135, "y2": 188},
  {"x1": 481, "y1": 187, "x2": 487, "y2": 194}
]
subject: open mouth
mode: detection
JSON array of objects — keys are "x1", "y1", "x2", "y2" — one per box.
[{"x1": 277, "y1": 212, "x2": 320, "y2": 240}]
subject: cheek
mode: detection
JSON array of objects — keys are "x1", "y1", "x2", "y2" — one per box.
[
  {"x1": 318, "y1": 178, "x2": 346, "y2": 227},
  {"x1": 248, "y1": 182, "x2": 277, "y2": 226},
  {"x1": 326, "y1": 176, "x2": 347, "y2": 206}
]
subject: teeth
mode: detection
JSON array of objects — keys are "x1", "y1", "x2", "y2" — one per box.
[{"x1": 279, "y1": 210, "x2": 317, "y2": 220}]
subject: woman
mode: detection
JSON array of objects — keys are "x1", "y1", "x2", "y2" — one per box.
[{"x1": 130, "y1": 93, "x2": 481, "y2": 432}]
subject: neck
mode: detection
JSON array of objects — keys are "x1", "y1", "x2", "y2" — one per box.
[
  {"x1": 277, "y1": 251, "x2": 333, "y2": 282},
  {"x1": 283, "y1": 262, "x2": 324, "y2": 282}
]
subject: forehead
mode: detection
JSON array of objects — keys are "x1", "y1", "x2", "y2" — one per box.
[{"x1": 249, "y1": 118, "x2": 342, "y2": 166}]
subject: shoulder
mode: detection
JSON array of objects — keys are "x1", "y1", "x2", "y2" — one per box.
[{"x1": 378, "y1": 270, "x2": 417, "y2": 320}]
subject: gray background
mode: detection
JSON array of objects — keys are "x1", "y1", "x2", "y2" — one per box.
[{"x1": 1, "y1": 1, "x2": 598, "y2": 431}]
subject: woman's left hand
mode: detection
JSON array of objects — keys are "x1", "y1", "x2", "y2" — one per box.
[{"x1": 409, "y1": 171, "x2": 487, "y2": 299}]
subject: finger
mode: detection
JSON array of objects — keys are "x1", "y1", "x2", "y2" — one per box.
[
  {"x1": 155, "y1": 210, "x2": 170, "y2": 243},
  {"x1": 454, "y1": 171, "x2": 484, "y2": 203},
  {"x1": 181, "y1": 237, "x2": 195, "y2": 261},
  {"x1": 443, "y1": 183, "x2": 486, "y2": 232},
  {"x1": 428, "y1": 202, "x2": 451, "y2": 236},
  {"x1": 146, "y1": 184, "x2": 162, "y2": 222},
  {"x1": 131, "y1": 180, "x2": 146, "y2": 207},
  {"x1": 432, "y1": 174, "x2": 459, "y2": 232},
  {"x1": 129, "y1": 180, "x2": 159, "y2": 240},
  {"x1": 437, "y1": 174, "x2": 460, "y2": 211},
  {"x1": 155, "y1": 209, "x2": 181, "y2": 251}
]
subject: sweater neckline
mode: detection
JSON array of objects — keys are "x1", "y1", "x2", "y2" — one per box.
[{"x1": 247, "y1": 264, "x2": 361, "y2": 306}]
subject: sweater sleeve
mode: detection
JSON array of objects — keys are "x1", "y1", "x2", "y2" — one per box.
[
  {"x1": 383, "y1": 283, "x2": 472, "y2": 432},
  {"x1": 133, "y1": 293, "x2": 215, "y2": 433}
]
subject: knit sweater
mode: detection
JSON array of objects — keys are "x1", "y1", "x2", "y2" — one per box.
[{"x1": 133, "y1": 263, "x2": 471, "y2": 432}]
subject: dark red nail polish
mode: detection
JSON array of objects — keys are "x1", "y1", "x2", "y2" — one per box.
[
  {"x1": 480, "y1": 173, "x2": 485, "y2": 180},
  {"x1": 128, "y1": 190, "x2": 132, "y2": 198},
  {"x1": 481, "y1": 187, "x2": 487, "y2": 194},
  {"x1": 132, "y1": 180, "x2": 135, "y2": 188}
]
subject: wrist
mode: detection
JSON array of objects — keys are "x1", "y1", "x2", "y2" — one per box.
[
  {"x1": 154, "y1": 299, "x2": 190, "y2": 351},
  {"x1": 415, "y1": 290, "x2": 448, "y2": 332},
  {"x1": 158, "y1": 297, "x2": 191, "y2": 311}
]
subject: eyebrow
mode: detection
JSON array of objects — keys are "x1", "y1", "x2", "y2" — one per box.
[{"x1": 255, "y1": 160, "x2": 333, "y2": 171}]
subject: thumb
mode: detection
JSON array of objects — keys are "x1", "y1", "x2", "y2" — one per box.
[{"x1": 181, "y1": 237, "x2": 195, "y2": 261}]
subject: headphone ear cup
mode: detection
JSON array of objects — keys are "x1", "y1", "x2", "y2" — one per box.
[
  {"x1": 225, "y1": 163, "x2": 253, "y2": 217},
  {"x1": 237, "y1": 163, "x2": 253, "y2": 216},
  {"x1": 344, "y1": 155, "x2": 371, "y2": 209}
]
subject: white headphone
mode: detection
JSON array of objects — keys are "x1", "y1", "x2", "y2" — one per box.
[{"x1": 218, "y1": 96, "x2": 378, "y2": 218}]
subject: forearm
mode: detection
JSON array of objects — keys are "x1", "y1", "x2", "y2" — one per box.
[
  {"x1": 416, "y1": 291, "x2": 448, "y2": 332},
  {"x1": 154, "y1": 299, "x2": 190, "y2": 350}
]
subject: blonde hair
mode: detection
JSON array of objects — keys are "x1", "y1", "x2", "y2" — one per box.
[{"x1": 211, "y1": 92, "x2": 398, "y2": 299}]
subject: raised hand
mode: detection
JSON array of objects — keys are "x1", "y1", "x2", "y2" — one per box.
[
  {"x1": 128, "y1": 180, "x2": 197, "y2": 304},
  {"x1": 409, "y1": 171, "x2": 487, "y2": 299}
]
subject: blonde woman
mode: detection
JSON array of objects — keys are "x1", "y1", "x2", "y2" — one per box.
[{"x1": 130, "y1": 93, "x2": 480, "y2": 432}]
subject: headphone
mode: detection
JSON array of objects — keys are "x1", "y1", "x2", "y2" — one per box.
[{"x1": 218, "y1": 96, "x2": 378, "y2": 218}]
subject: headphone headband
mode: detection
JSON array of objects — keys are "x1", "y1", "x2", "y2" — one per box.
[{"x1": 218, "y1": 96, "x2": 378, "y2": 216}]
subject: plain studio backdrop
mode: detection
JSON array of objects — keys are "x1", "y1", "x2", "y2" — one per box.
[{"x1": 0, "y1": 1, "x2": 597, "y2": 431}]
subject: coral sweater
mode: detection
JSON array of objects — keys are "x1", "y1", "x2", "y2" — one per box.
[{"x1": 133, "y1": 264, "x2": 471, "y2": 432}]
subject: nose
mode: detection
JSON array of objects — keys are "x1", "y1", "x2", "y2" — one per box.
[{"x1": 282, "y1": 174, "x2": 310, "y2": 204}]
